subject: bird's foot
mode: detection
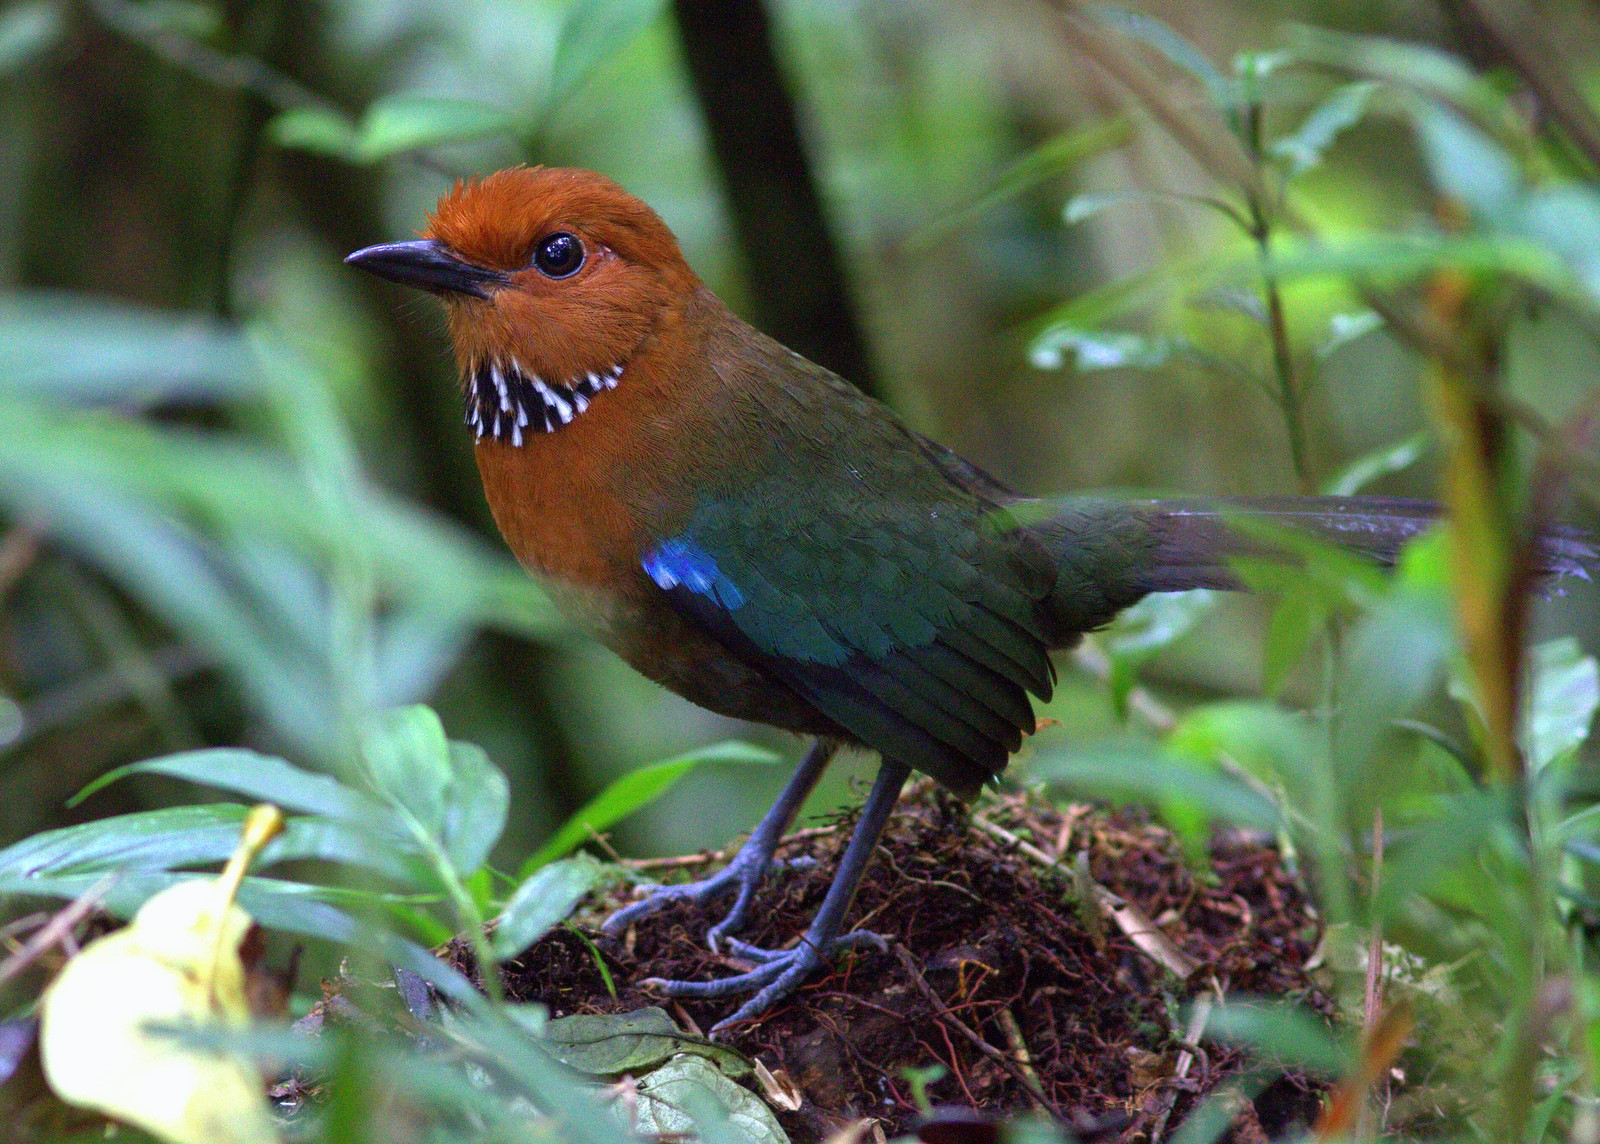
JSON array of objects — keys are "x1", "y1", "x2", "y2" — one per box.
[
  {"x1": 641, "y1": 929, "x2": 888, "y2": 1033},
  {"x1": 602, "y1": 846, "x2": 811, "y2": 951}
]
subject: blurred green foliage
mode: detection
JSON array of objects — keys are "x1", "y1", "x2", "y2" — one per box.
[{"x1": 1, "y1": 0, "x2": 1600, "y2": 1139}]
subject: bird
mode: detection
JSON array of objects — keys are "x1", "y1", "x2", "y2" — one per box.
[{"x1": 346, "y1": 165, "x2": 1596, "y2": 1031}]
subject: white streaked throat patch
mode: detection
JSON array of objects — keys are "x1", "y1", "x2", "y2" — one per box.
[{"x1": 464, "y1": 359, "x2": 623, "y2": 444}]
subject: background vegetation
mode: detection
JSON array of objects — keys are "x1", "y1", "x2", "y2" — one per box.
[{"x1": 2, "y1": 0, "x2": 1600, "y2": 1139}]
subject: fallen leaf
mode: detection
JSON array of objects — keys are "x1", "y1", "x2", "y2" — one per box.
[{"x1": 39, "y1": 805, "x2": 285, "y2": 1144}]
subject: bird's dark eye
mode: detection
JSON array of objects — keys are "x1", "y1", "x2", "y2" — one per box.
[{"x1": 532, "y1": 232, "x2": 584, "y2": 278}]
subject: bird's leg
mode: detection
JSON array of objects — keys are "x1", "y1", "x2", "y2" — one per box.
[
  {"x1": 602, "y1": 739, "x2": 838, "y2": 950},
  {"x1": 642, "y1": 758, "x2": 911, "y2": 1033}
]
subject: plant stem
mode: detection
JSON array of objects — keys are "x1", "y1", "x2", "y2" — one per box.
[{"x1": 1244, "y1": 101, "x2": 1315, "y2": 494}]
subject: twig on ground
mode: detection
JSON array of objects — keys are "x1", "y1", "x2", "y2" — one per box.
[
  {"x1": 0, "y1": 876, "x2": 114, "y2": 988},
  {"x1": 893, "y1": 943, "x2": 1065, "y2": 1121},
  {"x1": 997, "y1": 1007, "x2": 1047, "y2": 1111},
  {"x1": 972, "y1": 813, "x2": 1199, "y2": 978},
  {"x1": 1150, "y1": 990, "x2": 1217, "y2": 1142}
]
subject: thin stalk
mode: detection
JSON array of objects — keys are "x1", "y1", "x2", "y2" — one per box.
[{"x1": 1244, "y1": 100, "x2": 1315, "y2": 494}]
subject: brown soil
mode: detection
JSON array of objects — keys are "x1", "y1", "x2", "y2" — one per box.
[{"x1": 480, "y1": 784, "x2": 1332, "y2": 1143}]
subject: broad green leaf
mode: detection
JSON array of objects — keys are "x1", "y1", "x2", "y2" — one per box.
[
  {"x1": 1377, "y1": 788, "x2": 1497, "y2": 914},
  {"x1": 1321, "y1": 432, "x2": 1428, "y2": 496},
  {"x1": 492, "y1": 857, "x2": 609, "y2": 959},
  {"x1": 1099, "y1": 590, "x2": 1216, "y2": 714},
  {"x1": 547, "y1": 0, "x2": 667, "y2": 111},
  {"x1": 1202, "y1": 1001, "x2": 1350, "y2": 1075},
  {"x1": 440, "y1": 741, "x2": 510, "y2": 874},
  {"x1": 634, "y1": 1053, "x2": 787, "y2": 1144},
  {"x1": 1271, "y1": 81, "x2": 1378, "y2": 177},
  {"x1": 0, "y1": 295, "x2": 259, "y2": 401},
  {"x1": 540, "y1": 1006, "x2": 749, "y2": 1078},
  {"x1": 518, "y1": 741, "x2": 778, "y2": 877},
  {"x1": 0, "y1": 804, "x2": 419, "y2": 882},
  {"x1": 1523, "y1": 638, "x2": 1599, "y2": 773},
  {"x1": 71, "y1": 748, "x2": 394, "y2": 828},
  {"x1": 267, "y1": 107, "x2": 362, "y2": 159},
  {"x1": 1334, "y1": 591, "x2": 1455, "y2": 777},
  {"x1": 1170, "y1": 701, "x2": 1319, "y2": 799},
  {"x1": 362, "y1": 705, "x2": 453, "y2": 833},
  {"x1": 1284, "y1": 25, "x2": 1511, "y2": 131},
  {"x1": 0, "y1": 0, "x2": 61, "y2": 72},
  {"x1": 271, "y1": 98, "x2": 513, "y2": 164},
  {"x1": 1027, "y1": 257, "x2": 1218, "y2": 351},
  {"x1": 354, "y1": 97, "x2": 513, "y2": 161},
  {"x1": 1413, "y1": 106, "x2": 1521, "y2": 221},
  {"x1": 1028, "y1": 738, "x2": 1279, "y2": 830},
  {"x1": 0, "y1": 868, "x2": 361, "y2": 945},
  {"x1": 1029, "y1": 326, "x2": 1178, "y2": 371},
  {"x1": 1256, "y1": 233, "x2": 1582, "y2": 306}
]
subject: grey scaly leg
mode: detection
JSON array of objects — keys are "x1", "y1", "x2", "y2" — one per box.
[
  {"x1": 642, "y1": 758, "x2": 911, "y2": 1033},
  {"x1": 603, "y1": 739, "x2": 838, "y2": 950}
]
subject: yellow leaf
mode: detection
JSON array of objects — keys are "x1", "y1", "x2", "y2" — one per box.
[{"x1": 40, "y1": 805, "x2": 284, "y2": 1144}]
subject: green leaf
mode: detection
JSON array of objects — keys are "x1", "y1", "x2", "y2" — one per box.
[
  {"x1": 1099, "y1": 590, "x2": 1216, "y2": 715},
  {"x1": 0, "y1": 0, "x2": 61, "y2": 72},
  {"x1": 1522, "y1": 638, "x2": 1599, "y2": 773},
  {"x1": 492, "y1": 857, "x2": 609, "y2": 959},
  {"x1": 1334, "y1": 591, "x2": 1455, "y2": 777},
  {"x1": 0, "y1": 295, "x2": 260, "y2": 402},
  {"x1": 1028, "y1": 738, "x2": 1280, "y2": 831},
  {"x1": 1260, "y1": 581, "x2": 1328, "y2": 693},
  {"x1": 0, "y1": 804, "x2": 261, "y2": 878},
  {"x1": 362, "y1": 705, "x2": 453, "y2": 833},
  {"x1": 1256, "y1": 233, "x2": 1584, "y2": 306},
  {"x1": 1097, "y1": 7, "x2": 1232, "y2": 112},
  {"x1": 139, "y1": 0, "x2": 222, "y2": 39},
  {"x1": 547, "y1": 0, "x2": 668, "y2": 112},
  {"x1": 71, "y1": 748, "x2": 394, "y2": 827},
  {"x1": 1202, "y1": 1001, "x2": 1350, "y2": 1076},
  {"x1": 517, "y1": 741, "x2": 778, "y2": 877},
  {"x1": 1270, "y1": 81, "x2": 1379, "y2": 177},
  {"x1": 1413, "y1": 106, "x2": 1521, "y2": 222},
  {"x1": 1029, "y1": 326, "x2": 1178, "y2": 371},
  {"x1": 633, "y1": 1054, "x2": 787, "y2": 1144},
  {"x1": 1170, "y1": 701, "x2": 1320, "y2": 800},
  {"x1": 354, "y1": 97, "x2": 513, "y2": 161},
  {"x1": 541, "y1": 1006, "x2": 749, "y2": 1079},
  {"x1": 0, "y1": 803, "x2": 421, "y2": 883},
  {"x1": 1063, "y1": 189, "x2": 1245, "y2": 230},
  {"x1": 1284, "y1": 25, "x2": 1511, "y2": 131},
  {"x1": 1322, "y1": 432, "x2": 1429, "y2": 497},
  {"x1": 270, "y1": 97, "x2": 513, "y2": 165},
  {"x1": 268, "y1": 107, "x2": 362, "y2": 160},
  {"x1": 440, "y1": 741, "x2": 510, "y2": 874},
  {"x1": 1315, "y1": 310, "x2": 1384, "y2": 359},
  {"x1": 913, "y1": 118, "x2": 1132, "y2": 247}
]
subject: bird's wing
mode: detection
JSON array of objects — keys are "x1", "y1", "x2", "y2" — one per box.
[{"x1": 642, "y1": 480, "x2": 1056, "y2": 796}]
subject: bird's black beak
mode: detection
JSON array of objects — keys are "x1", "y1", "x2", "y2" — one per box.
[{"x1": 344, "y1": 239, "x2": 510, "y2": 299}]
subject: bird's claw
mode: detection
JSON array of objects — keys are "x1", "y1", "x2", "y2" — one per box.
[
  {"x1": 640, "y1": 928, "x2": 888, "y2": 1032},
  {"x1": 602, "y1": 848, "x2": 799, "y2": 949}
]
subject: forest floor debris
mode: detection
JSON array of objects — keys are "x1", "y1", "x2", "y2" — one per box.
[{"x1": 479, "y1": 784, "x2": 1332, "y2": 1143}]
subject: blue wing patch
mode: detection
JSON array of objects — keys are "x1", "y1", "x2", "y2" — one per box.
[{"x1": 642, "y1": 537, "x2": 747, "y2": 609}]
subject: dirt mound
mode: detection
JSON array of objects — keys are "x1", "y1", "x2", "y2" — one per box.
[{"x1": 489, "y1": 785, "x2": 1330, "y2": 1142}]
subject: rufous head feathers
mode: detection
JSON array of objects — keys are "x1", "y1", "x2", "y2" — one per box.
[{"x1": 425, "y1": 167, "x2": 699, "y2": 393}]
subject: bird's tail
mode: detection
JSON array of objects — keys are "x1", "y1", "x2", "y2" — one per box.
[{"x1": 1026, "y1": 495, "x2": 1597, "y2": 635}]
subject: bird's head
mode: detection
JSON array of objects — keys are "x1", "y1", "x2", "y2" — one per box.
[{"x1": 346, "y1": 166, "x2": 699, "y2": 443}]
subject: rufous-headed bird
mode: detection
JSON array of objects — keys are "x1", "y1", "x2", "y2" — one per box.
[{"x1": 348, "y1": 166, "x2": 1596, "y2": 1031}]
